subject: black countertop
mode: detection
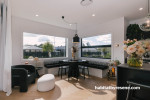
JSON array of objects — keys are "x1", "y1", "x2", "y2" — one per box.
[{"x1": 118, "y1": 63, "x2": 150, "y2": 71}]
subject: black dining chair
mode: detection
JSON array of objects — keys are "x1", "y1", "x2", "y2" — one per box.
[{"x1": 79, "y1": 61, "x2": 89, "y2": 79}]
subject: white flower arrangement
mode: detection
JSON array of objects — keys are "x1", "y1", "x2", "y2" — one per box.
[{"x1": 123, "y1": 39, "x2": 150, "y2": 57}]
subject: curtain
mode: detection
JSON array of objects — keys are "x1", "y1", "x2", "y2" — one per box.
[{"x1": 0, "y1": 0, "x2": 12, "y2": 96}]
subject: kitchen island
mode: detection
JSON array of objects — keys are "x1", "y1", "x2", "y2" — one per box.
[{"x1": 117, "y1": 64, "x2": 150, "y2": 100}]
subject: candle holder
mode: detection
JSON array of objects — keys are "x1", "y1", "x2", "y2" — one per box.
[{"x1": 112, "y1": 67, "x2": 115, "y2": 77}]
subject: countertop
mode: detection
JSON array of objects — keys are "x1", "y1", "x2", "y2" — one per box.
[{"x1": 118, "y1": 63, "x2": 150, "y2": 71}]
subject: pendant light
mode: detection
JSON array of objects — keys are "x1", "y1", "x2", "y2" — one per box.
[
  {"x1": 73, "y1": 34, "x2": 80, "y2": 43},
  {"x1": 139, "y1": 0, "x2": 150, "y2": 31},
  {"x1": 80, "y1": 0, "x2": 93, "y2": 6},
  {"x1": 62, "y1": 16, "x2": 80, "y2": 43}
]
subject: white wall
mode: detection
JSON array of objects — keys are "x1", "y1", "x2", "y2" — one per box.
[
  {"x1": 129, "y1": 17, "x2": 145, "y2": 25},
  {"x1": 79, "y1": 17, "x2": 127, "y2": 64},
  {"x1": 124, "y1": 18, "x2": 129, "y2": 58},
  {"x1": 11, "y1": 16, "x2": 128, "y2": 77},
  {"x1": 11, "y1": 16, "x2": 75, "y2": 65}
]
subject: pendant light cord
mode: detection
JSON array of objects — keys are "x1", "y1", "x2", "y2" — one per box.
[
  {"x1": 62, "y1": 16, "x2": 78, "y2": 34},
  {"x1": 75, "y1": 23, "x2": 77, "y2": 34}
]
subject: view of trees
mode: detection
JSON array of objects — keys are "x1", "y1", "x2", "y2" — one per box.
[
  {"x1": 23, "y1": 32, "x2": 66, "y2": 59},
  {"x1": 42, "y1": 42, "x2": 54, "y2": 52}
]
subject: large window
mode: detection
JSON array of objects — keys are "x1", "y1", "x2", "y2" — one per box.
[
  {"x1": 81, "y1": 34, "x2": 111, "y2": 59},
  {"x1": 23, "y1": 32, "x2": 67, "y2": 59}
]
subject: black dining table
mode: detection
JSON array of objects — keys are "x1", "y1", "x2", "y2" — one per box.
[{"x1": 62, "y1": 60, "x2": 87, "y2": 80}]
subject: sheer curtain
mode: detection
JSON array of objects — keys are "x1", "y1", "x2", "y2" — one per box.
[{"x1": 0, "y1": 0, "x2": 12, "y2": 96}]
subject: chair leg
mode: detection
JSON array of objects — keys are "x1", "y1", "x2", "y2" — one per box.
[
  {"x1": 68, "y1": 67, "x2": 70, "y2": 81},
  {"x1": 58, "y1": 68, "x2": 60, "y2": 76},
  {"x1": 61, "y1": 67, "x2": 62, "y2": 79},
  {"x1": 65, "y1": 68, "x2": 66, "y2": 75},
  {"x1": 87, "y1": 67, "x2": 89, "y2": 76},
  {"x1": 126, "y1": 84, "x2": 131, "y2": 100},
  {"x1": 82, "y1": 68, "x2": 84, "y2": 74},
  {"x1": 20, "y1": 84, "x2": 28, "y2": 92},
  {"x1": 84, "y1": 67, "x2": 85, "y2": 79}
]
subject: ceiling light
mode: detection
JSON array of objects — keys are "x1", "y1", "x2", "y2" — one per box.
[
  {"x1": 139, "y1": 8, "x2": 143, "y2": 11},
  {"x1": 80, "y1": 0, "x2": 93, "y2": 6},
  {"x1": 139, "y1": 0, "x2": 150, "y2": 31},
  {"x1": 92, "y1": 14, "x2": 95, "y2": 16},
  {"x1": 35, "y1": 14, "x2": 39, "y2": 17},
  {"x1": 69, "y1": 24, "x2": 72, "y2": 26}
]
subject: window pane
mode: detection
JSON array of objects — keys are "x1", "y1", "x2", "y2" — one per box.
[
  {"x1": 23, "y1": 32, "x2": 67, "y2": 59},
  {"x1": 82, "y1": 34, "x2": 111, "y2": 46},
  {"x1": 53, "y1": 37, "x2": 66, "y2": 57},
  {"x1": 81, "y1": 34, "x2": 111, "y2": 59},
  {"x1": 82, "y1": 47, "x2": 111, "y2": 58}
]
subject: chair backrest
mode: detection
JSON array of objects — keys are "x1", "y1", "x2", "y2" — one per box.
[{"x1": 12, "y1": 65, "x2": 35, "y2": 72}]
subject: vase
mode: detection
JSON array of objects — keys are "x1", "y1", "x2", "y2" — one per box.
[{"x1": 127, "y1": 56, "x2": 143, "y2": 67}]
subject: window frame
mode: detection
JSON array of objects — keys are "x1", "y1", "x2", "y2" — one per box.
[
  {"x1": 23, "y1": 32, "x2": 68, "y2": 59},
  {"x1": 81, "y1": 35, "x2": 112, "y2": 59}
]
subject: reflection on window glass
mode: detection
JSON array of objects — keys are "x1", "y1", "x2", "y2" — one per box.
[
  {"x1": 81, "y1": 34, "x2": 111, "y2": 59},
  {"x1": 23, "y1": 32, "x2": 67, "y2": 59}
]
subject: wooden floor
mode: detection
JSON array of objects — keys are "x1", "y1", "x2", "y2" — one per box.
[{"x1": 0, "y1": 75, "x2": 116, "y2": 100}]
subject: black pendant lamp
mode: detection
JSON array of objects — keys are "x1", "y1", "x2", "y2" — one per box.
[{"x1": 73, "y1": 34, "x2": 80, "y2": 43}]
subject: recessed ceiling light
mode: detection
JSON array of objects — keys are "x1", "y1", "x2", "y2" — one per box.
[
  {"x1": 35, "y1": 14, "x2": 39, "y2": 17},
  {"x1": 139, "y1": 8, "x2": 143, "y2": 11},
  {"x1": 92, "y1": 14, "x2": 95, "y2": 17},
  {"x1": 69, "y1": 24, "x2": 72, "y2": 26}
]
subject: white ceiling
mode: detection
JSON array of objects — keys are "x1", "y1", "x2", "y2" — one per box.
[{"x1": 11, "y1": 0, "x2": 147, "y2": 31}]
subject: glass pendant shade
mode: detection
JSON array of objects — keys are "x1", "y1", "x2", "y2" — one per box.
[
  {"x1": 139, "y1": 14, "x2": 150, "y2": 31},
  {"x1": 139, "y1": 0, "x2": 150, "y2": 31}
]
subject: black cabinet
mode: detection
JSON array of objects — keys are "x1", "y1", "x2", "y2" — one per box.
[{"x1": 117, "y1": 64, "x2": 150, "y2": 100}]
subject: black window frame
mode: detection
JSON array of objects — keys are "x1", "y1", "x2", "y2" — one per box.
[{"x1": 81, "y1": 38, "x2": 111, "y2": 59}]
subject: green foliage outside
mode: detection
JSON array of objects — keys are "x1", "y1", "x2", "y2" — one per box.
[
  {"x1": 42, "y1": 42, "x2": 54, "y2": 52},
  {"x1": 82, "y1": 47, "x2": 111, "y2": 59}
]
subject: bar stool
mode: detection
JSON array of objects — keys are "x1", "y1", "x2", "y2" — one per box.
[
  {"x1": 58, "y1": 61, "x2": 69, "y2": 79},
  {"x1": 126, "y1": 80, "x2": 150, "y2": 100},
  {"x1": 79, "y1": 66, "x2": 89, "y2": 79}
]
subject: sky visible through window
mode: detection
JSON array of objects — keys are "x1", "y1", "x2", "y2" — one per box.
[
  {"x1": 82, "y1": 34, "x2": 111, "y2": 46},
  {"x1": 23, "y1": 32, "x2": 67, "y2": 58},
  {"x1": 23, "y1": 32, "x2": 66, "y2": 47}
]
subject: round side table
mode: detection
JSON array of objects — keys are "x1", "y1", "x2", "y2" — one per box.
[{"x1": 35, "y1": 67, "x2": 43, "y2": 78}]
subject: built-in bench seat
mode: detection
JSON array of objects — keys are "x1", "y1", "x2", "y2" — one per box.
[
  {"x1": 79, "y1": 61, "x2": 108, "y2": 70},
  {"x1": 44, "y1": 60, "x2": 109, "y2": 78},
  {"x1": 44, "y1": 61, "x2": 69, "y2": 68},
  {"x1": 44, "y1": 60, "x2": 108, "y2": 70}
]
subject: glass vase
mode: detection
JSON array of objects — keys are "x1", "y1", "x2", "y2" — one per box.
[{"x1": 127, "y1": 56, "x2": 143, "y2": 67}]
